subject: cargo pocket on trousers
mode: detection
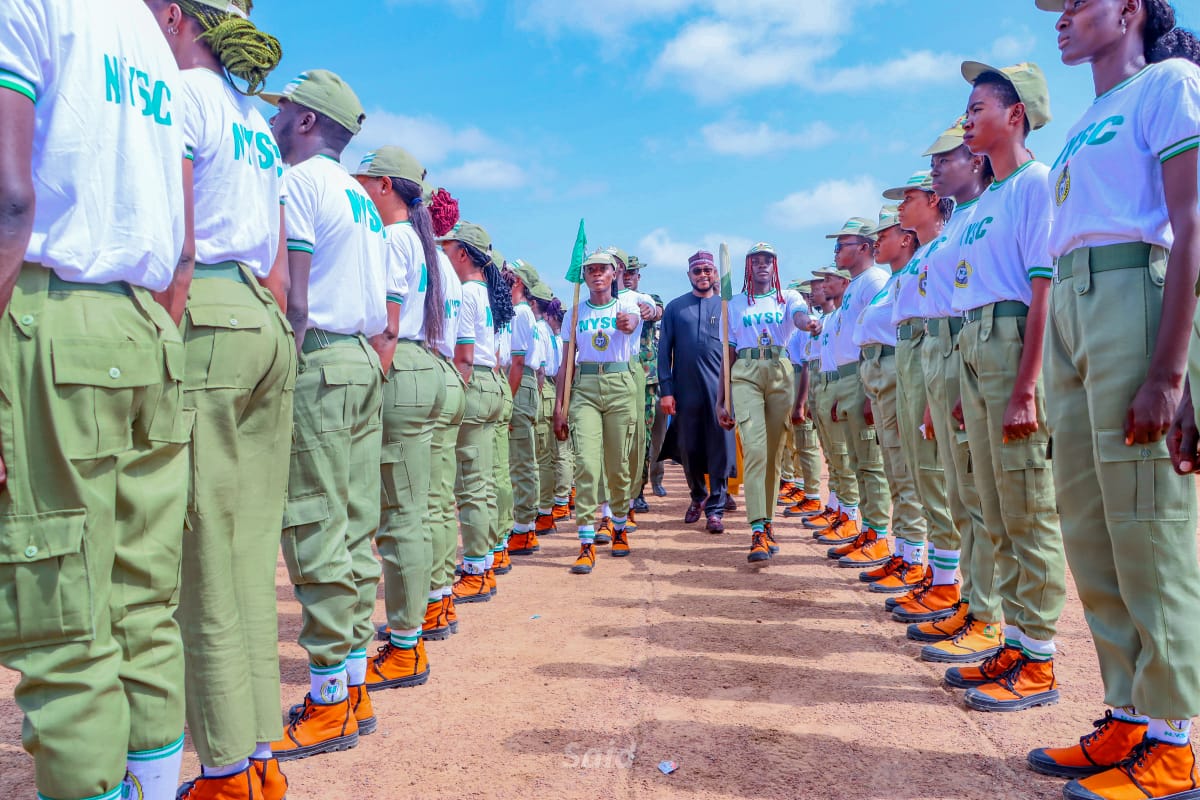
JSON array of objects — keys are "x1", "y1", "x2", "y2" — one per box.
[
  {"x1": 390, "y1": 365, "x2": 437, "y2": 409},
  {"x1": 0, "y1": 509, "x2": 93, "y2": 651},
  {"x1": 51, "y1": 338, "x2": 159, "y2": 459},
  {"x1": 999, "y1": 439, "x2": 1054, "y2": 517},
  {"x1": 183, "y1": 304, "x2": 268, "y2": 390},
  {"x1": 1096, "y1": 430, "x2": 1191, "y2": 522},
  {"x1": 380, "y1": 441, "x2": 413, "y2": 508},
  {"x1": 320, "y1": 364, "x2": 370, "y2": 433},
  {"x1": 281, "y1": 493, "x2": 346, "y2": 585}
]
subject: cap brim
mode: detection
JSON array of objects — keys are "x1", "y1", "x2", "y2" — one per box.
[
  {"x1": 1035, "y1": 0, "x2": 1061, "y2": 10},
  {"x1": 962, "y1": 60, "x2": 1002, "y2": 85},
  {"x1": 882, "y1": 185, "x2": 932, "y2": 201},
  {"x1": 922, "y1": 134, "x2": 965, "y2": 157},
  {"x1": 259, "y1": 92, "x2": 284, "y2": 107}
]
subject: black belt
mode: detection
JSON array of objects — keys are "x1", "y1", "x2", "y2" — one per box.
[
  {"x1": 964, "y1": 301, "x2": 1028, "y2": 323},
  {"x1": 577, "y1": 362, "x2": 631, "y2": 375},
  {"x1": 302, "y1": 328, "x2": 360, "y2": 354},
  {"x1": 860, "y1": 344, "x2": 896, "y2": 359},
  {"x1": 925, "y1": 317, "x2": 963, "y2": 337},
  {"x1": 1055, "y1": 242, "x2": 1154, "y2": 280},
  {"x1": 737, "y1": 346, "x2": 784, "y2": 360}
]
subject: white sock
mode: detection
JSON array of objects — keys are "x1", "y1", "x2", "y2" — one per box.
[
  {"x1": 252, "y1": 742, "x2": 274, "y2": 760},
  {"x1": 1112, "y1": 706, "x2": 1149, "y2": 725},
  {"x1": 538, "y1": 507, "x2": 552, "y2": 516},
  {"x1": 126, "y1": 735, "x2": 185, "y2": 800},
  {"x1": 1003, "y1": 625, "x2": 1023, "y2": 650},
  {"x1": 806, "y1": 493, "x2": 821, "y2": 501},
  {"x1": 513, "y1": 522, "x2": 533, "y2": 533},
  {"x1": 441, "y1": 586, "x2": 453, "y2": 597},
  {"x1": 63, "y1": 788, "x2": 123, "y2": 800},
  {"x1": 388, "y1": 628, "x2": 420, "y2": 649},
  {"x1": 201, "y1": 759, "x2": 249, "y2": 778},
  {"x1": 428, "y1": 589, "x2": 444, "y2": 603},
  {"x1": 843, "y1": 505, "x2": 859, "y2": 521},
  {"x1": 1148, "y1": 718, "x2": 1192, "y2": 745},
  {"x1": 602, "y1": 502, "x2": 612, "y2": 517},
  {"x1": 310, "y1": 663, "x2": 349, "y2": 704},
  {"x1": 929, "y1": 547, "x2": 960, "y2": 586},
  {"x1": 485, "y1": 552, "x2": 495, "y2": 570},
  {"x1": 909, "y1": 540, "x2": 926, "y2": 565},
  {"x1": 828, "y1": 491, "x2": 839, "y2": 511},
  {"x1": 1019, "y1": 632, "x2": 1056, "y2": 661},
  {"x1": 346, "y1": 649, "x2": 367, "y2": 685}
]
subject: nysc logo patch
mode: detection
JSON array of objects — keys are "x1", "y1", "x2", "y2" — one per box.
[
  {"x1": 918, "y1": 269, "x2": 929, "y2": 297},
  {"x1": 592, "y1": 330, "x2": 611, "y2": 352},
  {"x1": 758, "y1": 329, "x2": 773, "y2": 347},
  {"x1": 1055, "y1": 164, "x2": 1071, "y2": 208},
  {"x1": 955, "y1": 260, "x2": 972, "y2": 289}
]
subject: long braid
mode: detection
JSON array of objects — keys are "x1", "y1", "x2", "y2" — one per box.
[
  {"x1": 1144, "y1": 0, "x2": 1200, "y2": 65},
  {"x1": 391, "y1": 177, "x2": 444, "y2": 350},
  {"x1": 175, "y1": 0, "x2": 282, "y2": 95},
  {"x1": 743, "y1": 261, "x2": 754, "y2": 306}
]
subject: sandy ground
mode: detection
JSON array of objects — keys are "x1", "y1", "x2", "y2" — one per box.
[{"x1": 1, "y1": 465, "x2": 1124, "y2": 799}]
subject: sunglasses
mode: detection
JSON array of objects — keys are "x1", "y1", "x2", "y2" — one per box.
[
  {"x1": 690, "y1": 267, "x2": 715, "y2": 275},
  {"x1": 833, "y1": 240, "x2": 870, "y2": 254}
]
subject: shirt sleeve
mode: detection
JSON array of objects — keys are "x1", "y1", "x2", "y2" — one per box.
[
  {"x1": 0, "y1": 2, "x2": 47, "y2": 103},
  {"x1": 178, "y1": 72, "x2": 204, "y2": 162},
  {"x1": 384, "y1": 228, "x2": 415, "y2": 305},
  {"x1": 562, "y1": 306, "x2": 575, "y2": 344},
  {"x1": 281, "y1": 167, "x2": 317, "y2": 254},
  {"x1": 657, "y1": 301, "x2": 675, "y2": 395},
  {"x1": 1019, "y1": 171, "x2": 1055, "y2": 282},
  {"x1": 456, "y1": 286, "x2": 480, "y2": 345},
  {"x1": 1144, "y1": 62, "x2": 1200, "y2": 163},
  {"x1": 511, "y1": 306, "x2": 534, "y2": 355},
  {"x1": 785, "y1": 290, "x2": 808, "y2": 322}
]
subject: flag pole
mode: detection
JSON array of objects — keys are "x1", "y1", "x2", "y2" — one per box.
[
  {"x1": 560, "y1": 219, "x2": 588, "y2": 413},
  {"x1": 719, "y1": 243, "x2": 732, "y2": 418}
]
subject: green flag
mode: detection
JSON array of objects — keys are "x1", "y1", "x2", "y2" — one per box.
[
  {"x1": 565, "y1": 218, "x2": 587, "y2": 284},
  {"x1": 719, "y1": 243, "x2": 733, "y2": 301}
]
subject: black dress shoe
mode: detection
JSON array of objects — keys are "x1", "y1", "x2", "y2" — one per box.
[
  {"x1": 652, "y1": 483, "x2": 667, "y2": 497},
  {"x1": 631, "y1": 496, "x2": 650, "y2": 513},
  {"x1": 705, "y1": 514, "x2": 725, "y2": 534},
  {"x1": 725, "y1": 495, "x2": 737, "y2": 512},
  {"x1": 684, "y1": 500, "x2": 704, "y2": 524}
]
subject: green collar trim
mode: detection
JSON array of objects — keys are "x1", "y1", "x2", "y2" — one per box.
[
  {"x1": 989, "y1": 159, "x2": 1036, "y2": 191},
  {"x1": 1096, "y1": 66, "x2": 1150, "y2": 102}
]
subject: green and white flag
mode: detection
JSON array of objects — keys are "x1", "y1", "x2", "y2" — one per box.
[{"x1": 719, "y1": 243, "x2": 733, "y2": 301}]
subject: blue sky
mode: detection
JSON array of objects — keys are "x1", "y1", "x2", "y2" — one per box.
[{"x1": 251, "y1": 0, "x2": 1196, "y2": 301}]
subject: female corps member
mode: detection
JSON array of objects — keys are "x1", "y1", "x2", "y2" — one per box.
[
  {"x1": 554, "y1": 252, "x2": 641, "y2": 574},
  {"x1": 545, "y1": 306, "x2": 576, "y2": 521},
  {"x1": 506, "y1": 260, "x2": 547, "y2": 556},
  {"x1": 424, "y1": 192, "x2": 465, "y2": 639},
  {"x1": 1032, "y1": 3, "x2": 1200, "y2": 799},
  {"x1": 531, "y1": 282, "x2": 564, "y2": 534},
  {"x1": 948, "y1": 60, "x2": 1066, "y2": 714},
  {"x1": 351, "y1": 146, "x2": 446, "y2": 691},
  {"x1": 912, "y1": 119, "x2": 1000, "y2": 664},
  {"x1": 439, "y1": 223, "x2": 513, "y2": 603},
  {"x1": 145, "y1": 2, "x2": 293, "y2": 796},
  {"x1": 491, "y1": 252, "x2": 518, "y2": 573},
  {"x1": 717, "y1": 243, "x2": 808, "y2": 564}
]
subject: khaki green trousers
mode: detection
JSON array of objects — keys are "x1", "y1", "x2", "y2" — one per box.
[
  {"x1": 493, "y1": 379, "x2": 515, "y2": 547},
  {"x1": 793, "y1": 367, "x2": 822, "y2": 495},
  {"x1": 510, "y1": 369, "x2": 540, "y2": 526},
  {"x1": 958, "y1": 307, "x2": 1065, "y2": 642},
  {"x1": 731, "y1": 355, "x2": 794, "y2": 524},
  {"x1": 455, "y1": 368, "x2": 503, "y2": 560},
  {"x1": 896, "y1": 332, "x2": 955, "y2": 546},
  {"x1": 554, "y1": 415, "x2": 576, "y2": 502},
  {"x1": 0, "y1": 265, "x2": 190, "y2": 800},
  {"x1": 922, "y1": 322, "x2": 993, "y2": 612},
  {"x1": 537, "y1": 379, "x2": 557, "y2": 510},
  {"x1": 378, "y1": 340, "x2": 444, "y2": 634},
  {"x1": 179, "y1": 268, "x2": 296, "y2": 767},
  {"x1": 627, "y1": 360, "x2": 649, "y2": 501},
  {"x1": 429, "y1": 357, "x2": 466, "y2": 591},
  {"x1": 810, "y1": 366, "x2": 844, "y2": 501},
  {"x1": 829, "y1": 367, "x2": 891, "y2": 530},
  {"x1": 780, "y1": 413, "x2": 797, "y2": 483},
  {"x1": 859, "y1": 349, "x2": 924, "y2": 538},
  {"x1": 570, "y1": 370, "x2": 638, "y2": 527},
  {"x1": 1051, "y1": 246, "x2": 1200, "y2": 717},
  {"x1": 282, "y1": 335, "x2": 383, "y2": 668}
]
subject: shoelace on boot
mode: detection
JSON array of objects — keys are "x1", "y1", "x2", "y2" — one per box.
[
  {"x1": 948, "y1": 615, "x2": 980, "y2": 645},
  {"x1": 373, "y1": 643, "x2": 397, "y2": 666},
  {"x1": 751, "y1": 532, "x2": 769, "y2": 551},
  {"x1": 1079, "y1": 711, "x2": 1121, "y2": 748},
  {"x1": 1117, "y1": 737, "x2": 1163, "y2": 778},
  {"x1": 613, "y1": 531, "x2": 628, "y2": 546}
]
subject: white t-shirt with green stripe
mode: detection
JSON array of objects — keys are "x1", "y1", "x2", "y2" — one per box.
[
  {"x1": 181, "y1": 69, "x2": 280, "y2": 278},
  {"x1": 1048, "y1": 59, "x2": 1200, "y2": 259},
  {"x1": 281, "y1": 154, "x2": 388, "y2": 336},
  {"x1": 433, "y1": 250, "x2": 461, "y2": 360},
  {"x1": 457, "y1": 279, "x2": 497, "y2": 368},
  {"x1": 951, "y1": 160, "x2": 1053, "y2": 313},
  {"x1": 0, "y1": 0, "x2": 184, "y2": 289},
  {"x1": 562, "y1": 295, "x2": 641, "y2": 363},
  {"x1": 511, "y1": 302, "x2": 537, "y2": 361},
  {"x1": 386, "y1": 222, "x2": 425, "y2": 342}
]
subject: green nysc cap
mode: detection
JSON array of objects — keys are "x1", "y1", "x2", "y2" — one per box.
[
  {"x1": 961, "y1": 60, "x2": 1051, "y2": 131},
  {"x1": 825, "y1": 217, "x2": 877, "y2": 241},
  {"x1": 882, "y1": 170, "x2": 934, "y2": 201},
  {"x1": 813, "y1": 265, "x2": 852, "y2": 280},
  {"x1": 510, "y1": 258, "x2": 540, "y2": 288},
  {"x1": 604, "y1": 246, "x2": 632, "y2": 271},
  {"x1": 354, "y1": 146, "x2": 428, "y2": 191},
  {"x1": 747, "y1": 242, "x2": 777, "y2": 258},
  {"x1": 866, "y1": 205, "x2": 901, "y2": 236},
  {"x1": 529, "y1": 280, "x2": 554, "y2": 302},
  {"x1": 1034, "y1": 0, "x2": 1068, "y2": 10},
  {"x1": 584, "y1": 251, "x2": 618, "y2": 270},
  {"x1": 261, "y1": 70, "x2": 366, "y2": 135},
  {"x1": 189, "y1": 0, "x2": 249, "y2": 16},
  {"x1": 923, "y1": 115, "x2": 967, "y2": 157},
  {"x1": 436, "y1": 221, "x2": 492, "y2": 255}
]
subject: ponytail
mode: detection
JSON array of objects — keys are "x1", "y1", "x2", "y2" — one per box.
[
  {"x1": 463, "y1": 242, "x2": 515, "y2": 333},
  {"x1": 177, "y1": 0, "x2": 282, "y2": 95},
  {"x1": 1144, "y1": 0, "x2": 1200, "y2": 64},
  {"x1": 430, "y1": 189, "x2": 460, "y2": 237},
  {"x1": 389, "y1": 178, "x2": 444, "y2": 349}
]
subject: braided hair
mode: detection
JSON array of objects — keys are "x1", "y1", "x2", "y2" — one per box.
[
  {"x1": 390, "y1": 177, "x2": 444, "y2": 349},
  {"x1": 534, "y1": 297, "x2": 563, "y2": 322},
  {"x1": 174, "y1": 0, "x2": 282, "y2": 95},
  {"x1": 741, "y1": 255, "x2": 784, "y2": 306},
  {"x1": 462, "y1": 242, "x2": 515, "y2": 333},
  {"x1": 1144, "y1": 1, "x2": 1200, "y2": 64},
  {"x1": 430, "y1": 189, "x2": 460, "y2": 237}
]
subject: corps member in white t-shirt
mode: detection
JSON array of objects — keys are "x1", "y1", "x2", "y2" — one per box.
[
  {"x1": 262, "y1": 68, "x2": 387, "y2": 761},
  {"x1": 505, "y1": 260, "x2": 545, "y2": 556},
  {"x1": 1034, "y1": 3, "x2": 1200, "y2": 793},
  {"x1": 531, "y1": 286, "x2": 564, "y2": 528},
  {"x1": 352, "y1": 147, "x2": 449, "y2": 695},
  {"x1": 716, "y1": 243, "x2": 809, "y2": 564},
  {"x1": 437, "y1": 223, "x2": 513, "y2": 601},
  {"x1": 950, "y1": 61, "x2": 1066, "y2": 714},
  {"x1": 554, "y1": 252, "x2": 641, "y2": 574},
  {"x1": 0, "y1": 2, "x2": 189, "y2": 799},
  {"x1": 143, "y1": 1, "x2": 295, "y2": 796}
]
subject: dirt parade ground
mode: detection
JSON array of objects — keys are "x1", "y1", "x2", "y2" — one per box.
[{"x1": 0, "y1": 464, "x2": 1137, "y2": 800}]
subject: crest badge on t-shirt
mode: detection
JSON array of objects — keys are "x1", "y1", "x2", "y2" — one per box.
[
  {"x1": 593, "y1": 330, "x2": 610, "y2": 352},
  {"x1": 1055, "y1": 164, "x2": 1071, "y2": 208},
  {"x1": 955, "y1": 260, "x2": 972, "y2": 289},
  {"x1": 758, "y1": 329, "x2": 773, "y2": 347}
]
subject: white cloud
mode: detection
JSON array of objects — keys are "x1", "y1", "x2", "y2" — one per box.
[
  {"x1": 701, "y1": 118, "x2": 837, "y2": 156},
  {"x1": 438, "y1": 159, "x2": 528, "y2": 190},
  {"x1": 815, "y1": 50, "x2": 964, "y2": 93},
  {"x1": 991, "y1": 30, "x2": 1037, "y2": 62},
  {"x1": 637, "y1": 227, "x2": 755, "y2": 269},
  {"x1": 767, "y1": 176, "x2": 883, "y2": 231}
]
